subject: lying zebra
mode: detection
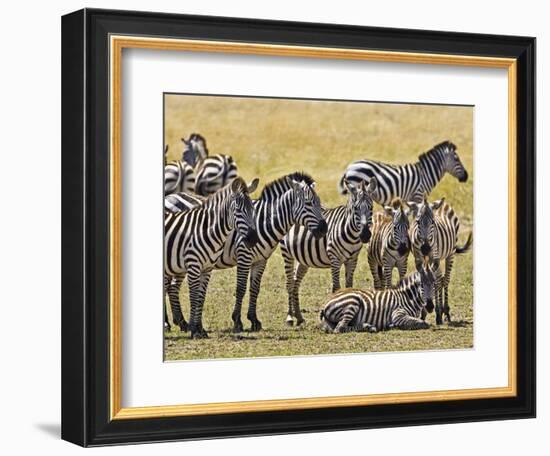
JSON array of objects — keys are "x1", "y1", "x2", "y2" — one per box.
[
  {"x1": 367, "y1": 198, "x2": 411, "y2": 289},
  {"x1": 339, "y1": 140, "x2": 468, "y2": 205},
  {"x1": 165, "y1": 172, "x2": 328, "y2": 332},
  {"x1": 408, "y1": 195, "x2": 473, "y2": 324},
  {"x1": 280, "y1": 178, "x2": 377, "y2": 327},
  {"x1": 164, "y1": 177, "x2": 259, "y2": 338},
  {"x1": 320, "y1": 265, "x2": 436, "y2": 333}
]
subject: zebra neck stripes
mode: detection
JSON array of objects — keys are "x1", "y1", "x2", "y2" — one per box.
[{"x1": 416, "y1": 144, "x2": 449, "y2": 196}]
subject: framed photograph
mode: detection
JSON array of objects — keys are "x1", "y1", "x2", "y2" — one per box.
[{"x1": 61, "y1": 8, "x2": 535, "y2": 446}]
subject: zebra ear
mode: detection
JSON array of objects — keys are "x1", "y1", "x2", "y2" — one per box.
[
  {"x1": 366, "y1": 178, "x2": 377, "y2": 193},
  {"x1": 181, "y1": 137, "x2": 189, "y2": 145},
  {"x1": 231, "y1": 178, "x2": 245, "y2": 193},
  {"x1": 407, "y1": 201, "x2": 419, "y2": 217},
  {"x1": 164, "y1": 145, "x2": 169, "y2": 155},
  {"x1": 247, "y1": 178, "x2": 260, "y2": 194},
  {"x1": 431, "y1": 198, "x2": 445, "y2": 210},
  {"x1": 383, "y1": 205, "x2": 394, "y2": 217},
  {"x1": 343, "y1": 178, "x2": 357, "y2": 195}
]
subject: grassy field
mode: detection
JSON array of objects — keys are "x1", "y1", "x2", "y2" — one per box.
[{"x1": 164, "y1": 94, "x2": 474, "y2": 361}]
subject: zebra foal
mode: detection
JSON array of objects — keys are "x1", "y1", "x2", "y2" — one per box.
[
  {"x1": 339, "y1": 140, "x2": 468, "y2": 205},
  {"x1": 320, "y1": 265, "x2": 436, "y2": 333},
  {"x1": 280, "y1": 178, "x2": 377, "y2": 327},
  {"x1": 408, "y1": 196, "x2": 473, "y2": 324},
  {"x1": 367, "y1": 198, "x2": 411, "y2": 289},
  {"x1": 164, "y1": 177, "x2": 259, "y2": 338}
]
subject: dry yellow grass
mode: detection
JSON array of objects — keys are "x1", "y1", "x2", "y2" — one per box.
[{"x1": 164, "y1": 94, "x2": 473, "y2": 361}]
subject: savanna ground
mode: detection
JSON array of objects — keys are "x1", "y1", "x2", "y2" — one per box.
[{"x1": 164, "y1": 94, "x2": 474, "y2": 361}]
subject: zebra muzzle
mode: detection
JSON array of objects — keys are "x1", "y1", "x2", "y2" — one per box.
[
  {"x1": 426, "y1": 299, "x2": 434, "y2": 313},
  {"x1": 243, "y1": 229, "x2": 259, "y2": 248},
  {"x1": 420, "y1": 243, "x2": 431, "y2": 256},
  {"x1": 359, "y1": 226, "x2": 371, "y2": 243}
]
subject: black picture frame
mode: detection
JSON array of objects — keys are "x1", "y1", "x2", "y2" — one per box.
[{"x1": 62, "y1": 8, "x2": 536, "y2": 447}]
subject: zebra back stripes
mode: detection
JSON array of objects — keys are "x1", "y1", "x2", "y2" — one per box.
[
  {"x1": 320, "y1": 266, "x2": 436, "y2": 333},
  {"x1": 280, "y1": 178, "x2": 376, "y2": 327},
  {"x1": 339, "y1": 141, "x2": 469, "y2": 205},
  {"x1": 164, "y1": 177, "x2": 259, "y2": 338},
  {"x1": 367, "y1": 198, "x2": 411, "y2": 289},
  {"x1": 195, "y1": 154, "x2": 239, "y2": 196},
  {"x1": 409, "y1": 196, "x2": 473, "y2": 324}
]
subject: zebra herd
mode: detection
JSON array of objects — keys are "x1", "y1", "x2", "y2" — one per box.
[{"x1": 164, "y1": 134, "x2": 472, "y2": 338}]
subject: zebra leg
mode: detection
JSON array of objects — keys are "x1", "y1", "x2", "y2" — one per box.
[
  {"x1": 333, "y1": 309, "x2": 358, "y2": 333},
  {"x1": 392, "y1": 311, "x2": 430, "y2": 330},
  {"x1": 187, "y1": 268, "x2": 210, "y2": 339},
  {"x1": 168, "y1": 276, "x2": 188, "y2": 331},
  {"x1": 443, "y1": 256, "x2": 454, "y2": 322},
  {"x1": 293, "y1": 263, "x2": 309, "y2": 326},
  {"x1": 397, "y1": 258, "x2": 408, "y2": 283},
  {"x1": 368, "y1": 253, "x2": 382, "y2": 289},
  {"x1": 344, "y1": 253, "x2": 359, "y2": 288},
  {"x1": 231, "y1": 257, "x2": 252, "y2": 333},
  {"x1": 329, "y1": 255, "x2": 342, "y2": 292},
  {"x1": 247, "y1": 259, "x2": 268, "y2": 331},
  {"x1": 382, "y1": 256, "x2": 394, "y2": 288},
  {"x1": 281, "y1": 245, "x2": 297, "y2": 326},
  {"x1": 164, "y1": 276, "x2": 172, "y2": 331},
  {"x1": 435, "y1": 280, "x2": 444, "y2": 325}
]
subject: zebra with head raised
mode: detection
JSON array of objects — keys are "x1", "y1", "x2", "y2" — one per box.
[
  {"x1": 182, "y1": 133, "x2": 209, "y2": 168},
  {"x1": 279, "y1": 178, "x2": 377, "y2": 327},
  {"x1": 408, "y1": 196, "x2": 473, "y2": 324},
  {"x1": 320, "y1": 264, "x2": 436, "y2": 333},
  {"x1": 165, "y1": 172, "x2": 327, "y2": 333},
  {"x1": 367, "y1": 198, "x2": 411, "y2": 289},
  {"x1": 164, "y1": 137, "x2": 203, "y2": 195},
  {"x1": 164, "y1": 177, "x2": 259, "y2": 338},
  {"x1": 339, "y1": 141, "x2": 468, "y2": 205}
]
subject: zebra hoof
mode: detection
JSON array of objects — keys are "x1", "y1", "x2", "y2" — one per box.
[
  {"x1": 164, "y1": 322, "x2": 172, "y2": 332},
  {"x1": 296, "y1": 319, "x2": 305, "y2": 327},
  {"x1": 285, "y1": 318, "x2": 294, "y2": 327},
  {"x1": 250, "y1": 320, "x2": 262, "y2": 332},
  {"x1": 190, "y1": 330, "x2": 209, "y2": 340},
  {"x1": 232, "y1": 321, "x2": 244, "y2": 333},
  {"x1": 178, "y1": 321, "x2": 189, "y2": 332}
]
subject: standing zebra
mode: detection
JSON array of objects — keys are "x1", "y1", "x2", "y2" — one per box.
[
  {"x1": 165, "y1": 172, "x2": 328, "y2": 332},
  {"x1": 320, "y1": 265, "x2": 436, "y2": 333},
  {"x1": 367, "y1": 198, "x2": 411, "y2": 289},
  {"x1": 182, "y1": 133, "x2": 209, "y2": 168},
  {"x1": 280, "y1": 178, "x2": 377, "y2": 327},
  {"x1": 339, "y1": 141, "x2": 468, "y2": 205},
  {"x1": 164, "y1": 136, "x2": 205, "y2": 195},
  {"x1": 408, "y1": 196, "x2": 473, "y2": 324},
  {"x1": 164, "y1": 177, "x2": 259, "y2": 338}
]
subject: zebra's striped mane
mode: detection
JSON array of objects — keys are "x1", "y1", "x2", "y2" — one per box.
[
  {"x1": 258, "y1": 172, "x2": 315, "y2": 202},
  {"x1": 396, "y1": 271, "x2": 421, "y2": 291},
  {"x1": 418, "y1": 140, "x2": 455, "y2": 164},
  {"x1": 193, "y1": 177, "x2": 247, "y2": 209}
]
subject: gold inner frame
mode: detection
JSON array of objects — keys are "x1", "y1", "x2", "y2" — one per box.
[{"x1": 109, "y1": 35, "x2": 517, "y2": 420}]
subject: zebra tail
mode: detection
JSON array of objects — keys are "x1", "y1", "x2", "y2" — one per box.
[
  {"x1": 456, "y1": 232, "x2": 473, "y2": 254},
  {"x1": 337, "y1": 175, "x2": 348, "y2": 195}
]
